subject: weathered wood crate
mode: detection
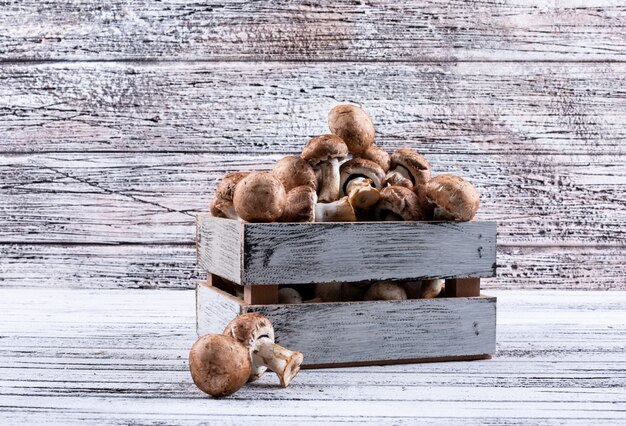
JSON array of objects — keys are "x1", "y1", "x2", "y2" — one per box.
[{"x1": 196, "y1": 214, "x2": 497, "y2": 368}]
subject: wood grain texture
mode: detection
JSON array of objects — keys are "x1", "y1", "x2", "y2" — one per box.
[
  {"x1": 197, "y1": 283, "x2": 497, "y2": 366},
  {"x1": 197, "y1": 217, "x2": 496, "y2": 284},
  {"x1": 2, "y1": 288, "x2": 625, "y2": 424},
  {"x1": 2, "y1": 152, "x2": 625, "y2": 247},
  {"x1": 1, "y1": 61, "x2": 626, "y2": 155},
  {"x1": 1, "y1": 244, "x2": 622, "y2": 290},
  {"x1": 2, "y1": 1, "x2": 626, "y2": 61}
]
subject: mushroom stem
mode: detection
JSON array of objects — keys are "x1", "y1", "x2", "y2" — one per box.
[
  {"x1": 314, "y1": 197, "x2": 356, "y2": 222},
  {"x1": 346, "y1": 177, "x2": 380, "y2": 209},
  {"x1": 318, "y1": 158, "x2": 341, "y2": 202},
  {"x1": 385, "y1": 170, "x2": 413, "y2": 189},
  {"x1": 253, "y1": 337, "x2": 304, "y2": 388}
]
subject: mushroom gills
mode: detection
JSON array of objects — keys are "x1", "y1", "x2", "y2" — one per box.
[
  {"x1": 252, "y1": 337, "x2": 304, "y2": 388},
  {"x1": 386, "y1": 165, "x2": 414, "y2": 188}
]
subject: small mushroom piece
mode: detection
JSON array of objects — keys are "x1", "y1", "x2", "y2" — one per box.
[
  {"x1": 358, "y1": 145, "x2": 391, "y2": 172},
  {"x1": 272, "y1": 156, "x2": 317, "y2": 193},
  {"x1": 386, "y1": 149, "x2": 431, "y2": 190},
  {"x1": 224, "y1": 313, "x2": 303, "y2": 388},
  {"x1": 189, "y1": 334, "x2": 251, "y2": 397},
  {"x1": 425, "y1": 174, "x2": 480, "y2": 221},
  {"x1": 279, "y1": 186, "x2": 356, "y2": 222},
  {"x1": 339, "y1": 158, "x2": 386, "y2": 209},
  {"x1": 210, "y1": 171, "x2": 250, "y2": 219},
  {"x1": 374, "y1": 186, "x2": 428, "y2": 221},
  {"x1": 233, "y1": 172, "x2": 287, "y2": 222},
  {"x1": 278, "y1": 287, "x2": 303, "y2": 304},
  {"x1": 328, "y1": 104, "x2": 375, "y2": 155},
  {"x1": 301, "y1": 134, "x2": 349, "y2": 202},
  {"x1": 364, "y1": 282, "x2": 407, "y2": 301},
  {"x1": 420, "y1": 279, "x2": 445, "y2": 299}
]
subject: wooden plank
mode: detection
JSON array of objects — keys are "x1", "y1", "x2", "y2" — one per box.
[
  {"x1": 0, "y1": 244, "x2": 622, "y2": 290},
  {"x1": 236, "y1": 221, "x2": 496, "y2": 284},
  {"x1": 196, "y1": 216, "x2": 241, "y2": 284},
  {"x1": 197, "y1": 284, "x2": 497, "y2": 365},
  {"x1": 195, "y1": 282, "x2": 241, "y2": 336},
  {"x1": 1, "y1": 288, "x2": 626, "y2": 423},
  {"x1": 445, "y1": 278, "x2": 481, "y2": 298},
  {"x1": 243, "y1": 285, "x2": 279, "y2": 305},
  {"x1": 1, "y1": 62, "x2": 626, "y2": 155},
  {"x1": 2, "y1": 1, "x2": 626, "y2": 62}
]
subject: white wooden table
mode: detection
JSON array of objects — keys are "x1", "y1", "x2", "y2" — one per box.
[{"x1": 2, "y1": 288, "x2": 624, "y2": 425}]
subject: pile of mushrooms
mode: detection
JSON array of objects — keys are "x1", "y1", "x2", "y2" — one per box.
[
  {"x1": 190, "y1": 313, "x2": 303, "y2": 397},
  {"x1": 210, "y1": 104, "x2": 482, "y2": 302}
]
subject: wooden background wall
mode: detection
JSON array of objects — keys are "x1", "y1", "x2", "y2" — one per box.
[{"x1": 1, "y1": 1, "x2": 625, "y2": 290}]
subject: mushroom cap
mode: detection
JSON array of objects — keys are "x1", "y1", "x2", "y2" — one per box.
[
  {"x1": 210, "y1": 197, "x2": 226, "y2": 218},
  {"x1": 328, "y1": 104, "x2": 375, "y2": 155},
  {"x1": 280, "y1": 186, "x2": 317, "y2": 223},
  {"x1": 390, "y1": 149, "x2": 431, "y2": 187},
  {"x1": 364, "y1": 282, "x2": 408, "y2": 301},
  {"x1": 216, "y1": 171, "x2": 251, "y2": 202},
  {"x1": 223, "y1": 313, "x2": 276, "y2": 382},
  {"x1": 375, "y1": 186, "x2": 427, "y2": 221},
  {"x1": 358, "y1": 145, "x2": 391, "y2": 171},
  {"x1": 425, "y1": 174, "x2": 480, "y2": 221},
  {"x1": 233, "y1": 172, "x2": 287, "y2": 222},
  {"x1": 339, "y1": 158, "x2": 386, "y2": 196},
  {"x1": 301, "y1": 134, "x2": 348, "y2": 165},
  {"x1": 278, "y1": 287, "x2": 303, "y2": 304},
  {"x1": 189, "y1": 334, "x2": 251, "y2": 397},
  {"x1": 273, "y1": 156, "x2": 317, "y2": 193}
]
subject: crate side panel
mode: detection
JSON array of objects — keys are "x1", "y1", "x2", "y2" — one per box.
[
  {"x1": 242, "y1": 222, "x2": 496, "y2": 284},
  {"x1": 242, "y1": 297, "x2": 497, "y2": 365},
  {"x1": 197, "y1": 215, "x2": 242, "y2": 283},
  {"x1": 196, "y1": 283, "x2": 242, "y2": 336}
]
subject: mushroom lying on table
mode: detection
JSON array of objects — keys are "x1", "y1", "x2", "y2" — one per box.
[
  {"x1": 328, "y1": 104, "x2": 375, "y2": 155},
  {"x1": 280, "y1": 186, "x2": 356, "y2": 223},
  {"x1": 425, "y1": 174, "x2": 480, "y2": 221},
  {"x1": 210, "y1": 171, "x2": 250, "y2": 219},
  {"x1": 233, "y1": 172, "x2": 287, "y2": 222},
  {"x1": 224, "y1": 313, "x2": 303, "y2": 387},
  {"x1": 189, "y1": 334, "x2": 251, "y2": 397},
  {"x1": 301, "y1": 134, "x2": 348, "y2": 203},
  {"x1": 339, "y1": 158, "x2": 386, "y2": 209}
]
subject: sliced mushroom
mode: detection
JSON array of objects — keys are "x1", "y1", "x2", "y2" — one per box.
[
  {"x1": 278, "y1": 287, "x2": 303, "y2": 304},
  {"x1": 210, "y1": 171, "x2": 250, "y2": 219},
  {"x1": 224, "y1": 313, "x2": 303, "y2": 388},
  {"x1": 280, "y1": 186, "x2": 356, "y2": 222},
  {"x1": 339, "y1": 158, "x2": 386, "y2": 210},
  {"x1": 425, "y1": 174, "x2": 480, "y2": 221},
  {"x1": 189, "y1": 334, "x2": 251, "y2": 397},
  {"x1": 386, "y1": 149, "x2": 431, "y2": 190},
  {"x1": 301, "y1": 134, "x2": 349, "y2": 202},
  {"x1": 272, "y1": 156, "x2": 317, "y2": 193},
  {"x1": 233, "y1": 172, "x2": 287, "y2": 222},
  {"x1": 358, "y1": 145, "x2": 391, "y2": 172},
  {"x1": 328, "y1": 104, "x2": 375, "y2": 155},
  {"x1": 364, "y1": 282, "x2": 407, "y2": 301},
  {"x1": 374, "y1": 186, "x2": 428, "y2": 221}
]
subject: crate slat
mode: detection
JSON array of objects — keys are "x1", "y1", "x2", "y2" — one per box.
[
  {"x1": 197, "y1": 215, "x2": 497, "y2": 285},
  {"x1": 196, "y1": 283, "x2": 497, "y2": 367}
]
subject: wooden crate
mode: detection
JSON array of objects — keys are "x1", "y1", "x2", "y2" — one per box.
[{"x1": 196, "y1": 214, "x2": 498, "y2": 367}]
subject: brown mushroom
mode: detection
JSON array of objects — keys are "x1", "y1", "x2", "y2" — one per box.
[
  {"x1": 386, "y1": 149, "x2": 431, "y2": 190},
  {"x1": 339, "y1": 158, "x2": 386, "y2": 210},
  {"x1": 210, "y1": 171, "x2": 250, "y2": 219},
  {"x1": 278, "y1": 287, "x2": 303, "y2": 304},
  {"x1": 358, "y1": 145, "x2": 391, "y2": 172},
  {"x1": 364, "y1": 282, "x2": 407, "y2": 301},
  {"x1": 314, "y1": 282, "x2": 368, "y2": 302},
  {"x1": 224, "y1": 313, "x2": 303, "y2": 388},
  {"x1": 374, "y1": 186, "x2": 428, "y2": 221},
  {"x1": 425, "y1": 174, "x2": 480, "y2": 221},
  {"x1": 272, "y1": 156, "x2": 317, "y2": 193},
  {"x1": 233, "y1": 172, "x2": 287, "y2": 222},
  {"x1": 403, "y1": 279, "x2": 445, "y2": 299},
  {"x1": 328, "y1": 104, "x2": 375, "y2": 155},
  {"x1": 301, "y1": 134, "x2": 348, "y2": 202},
  {"x1": 189, "y1": 334, "x2": 251, "y2": 397},
  {"x1": 280, "y1": 186, "x2": 356, "y2": 223}
]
